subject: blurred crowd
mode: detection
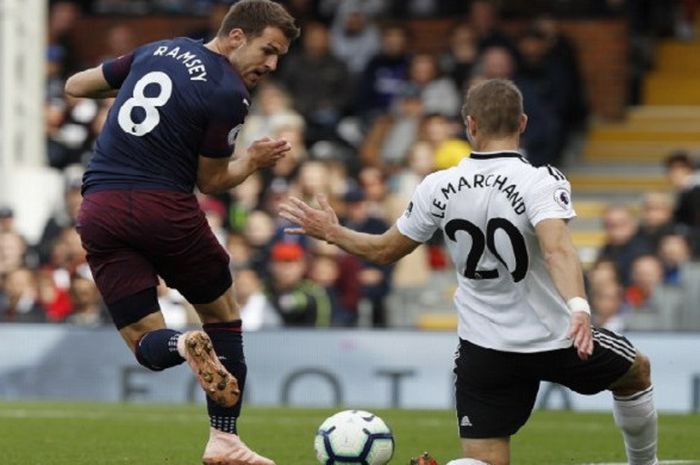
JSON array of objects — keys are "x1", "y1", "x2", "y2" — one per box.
[
  {"x1": 1, "y1": 0, "x2": 699, "y2": 330},
  {"x1": 590, "y1": 152, "x2": 700, "y2": 332}
]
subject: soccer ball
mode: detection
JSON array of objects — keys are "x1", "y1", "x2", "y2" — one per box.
[{"x1": 314, "y1": 410, "x2": 395, "y2": 465}]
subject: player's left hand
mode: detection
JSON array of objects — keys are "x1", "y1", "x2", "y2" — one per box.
[
  {"x1": 568, "y1": 311, "x2": 593, "y2": 361},
  {"x1": 279, "y1": 194, "x2": 339, "y2": 242}
]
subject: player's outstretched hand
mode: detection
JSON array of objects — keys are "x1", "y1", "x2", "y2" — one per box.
[
  {"x1": 247, "y1": 137, "x2": 291, "y2": 169},
  {"x1": 568, "y1": 311, "x2": 593, "y2": 360},
  {"x1": 279, "y1": 194, "x2": 339, "y2": 242}
]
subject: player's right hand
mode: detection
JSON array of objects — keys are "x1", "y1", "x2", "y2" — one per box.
[
  {"x1": 247, "y1": 137, "x2": 291, "y2": 169},
  {"x1": 279, "y1": 194, "x2": 339, "y2": 242},
  {"x1": 568, "y1": 311, "x2": 593, "y2": 361}
]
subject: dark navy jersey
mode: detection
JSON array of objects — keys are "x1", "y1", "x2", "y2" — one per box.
[{"x1": 83, "y1": 37, "x2": 250, "y2": 194}]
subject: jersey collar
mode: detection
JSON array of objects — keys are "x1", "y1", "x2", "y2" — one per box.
[{"x1": 470, "y1": 150, "x2": 524, "y2": 160}]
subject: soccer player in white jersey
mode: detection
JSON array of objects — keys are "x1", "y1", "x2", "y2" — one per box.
[{"x1": 280, "y1": 79, "x2": 658, "y2": 465}]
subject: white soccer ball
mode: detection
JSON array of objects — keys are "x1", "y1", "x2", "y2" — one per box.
[{"x1": 314, "y1": 410, "x2": 395, "y2": 465}]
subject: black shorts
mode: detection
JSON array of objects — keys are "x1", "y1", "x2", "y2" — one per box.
[
  {"x1": 77, "y1": 190, "x2": 232, "y2": 328},
  {"x1": 453, "y1": 327, "x2": 636, "y2": 439}
]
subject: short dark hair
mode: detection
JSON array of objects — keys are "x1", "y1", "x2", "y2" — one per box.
[
  {"x1": 218, "y1": 0, "x2": 300, "y2": 41},
  {"x1": 462, "y1": 79, "x2": 522, "y2": 137},
  {"x1": 664, "y1": 150, "x2": 695, "y2": 170}
]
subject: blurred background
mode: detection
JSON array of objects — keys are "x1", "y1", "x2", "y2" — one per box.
[{"x1": 1, "y1": 0, "x2": 700, "y2": 410}]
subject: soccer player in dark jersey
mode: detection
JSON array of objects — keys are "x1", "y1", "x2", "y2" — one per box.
[{"x1": 64, "y1": 1, "x2": 299, "y2": 464}]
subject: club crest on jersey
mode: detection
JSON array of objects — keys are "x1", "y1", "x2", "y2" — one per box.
[
  {"x1": 227, "y1": 124, "x2": 243, "y2": 147},
  {"x1": 554, "y1": 188, "x2": 571, "y2": 209}
]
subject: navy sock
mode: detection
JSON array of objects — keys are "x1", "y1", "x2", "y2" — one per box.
[
  {"x1": 134, "y1": 329, "x2": 185, "y2": 371},
  {"x1": 203, "y1": 320, "x2": 246, "y2": 435}
]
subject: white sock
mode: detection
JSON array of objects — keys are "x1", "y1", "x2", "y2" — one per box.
[
  {"x1": 446, "y1": 459, "x2": 491, "y2": 465},
  {"x1": 176, "y1": 332, "x2": 188, "y2": 359},
  {"x1": 613, "y1": 385, "x2": 658, "y2": 465}
]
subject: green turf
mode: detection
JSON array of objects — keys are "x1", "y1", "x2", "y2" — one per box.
[{"x1": 0, "y1": 402, "x2": 698, "y2": 464}]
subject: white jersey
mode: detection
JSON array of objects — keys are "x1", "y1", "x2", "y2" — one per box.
[{"x1": 396, "y1": 151, "x2": 577, "y2": 352}]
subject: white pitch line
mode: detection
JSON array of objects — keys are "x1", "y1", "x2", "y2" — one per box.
[{"x1": 578, "y1": 460, "x2": 700, "y2": 465}]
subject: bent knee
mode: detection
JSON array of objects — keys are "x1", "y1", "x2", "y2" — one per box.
[{"x1": 612, "y1": 352, "x2": 652, "y2": 396}]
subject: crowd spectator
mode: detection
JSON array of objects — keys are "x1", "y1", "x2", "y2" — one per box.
[
  {"x1": 103, "y1": 24, "x2": 137, "y2": 60},
  {"x1": 598, "y1": 205, "x2": 654, "y2": 285},
  {"x1": 341, "y1": 188, "x2": 393, "y2": 327},
  {"x1": 37, "y1": 268, "x2": 72, "y2": 322},
  {"x1": 235, "y1": 82, "x2": 304, "y2": 158},
  {"x1": 0, "y1": 268, "x2": 46, "y2": 323},
  {"x1": 242, "y1": 210, "x2": 277, "y2": 278},
  {"x1": 587, "y1": 258, "x2": 621, "y2": 294},
  {"x1": 591, "y1": 281, "x2": 627, "y2": 333},
  {"x1": 472, "y1": 46, "x2": 560, "y2": 166},
  {"x1": 419, "y1": 113, "x2": 471, "y2": 170},
  {"x1": 308, "y1": 239, "x2": 362, "y2": 327},
  {"x1": 329, "y1": 7, "x2": 382, "y2": 76},
  {"x1": 404, "y1": 54, "x2": 461, "y2": 118},
  {"x1": 360, "y1": 85, "x2": 425, "y2": 169},
  {"x1": 468, "y1": 0, "x2": 517, "y2": 56},
  {"x1": 624, "y1": 254, "x2": 681, "y2": 330},
  {"x1": 223, "y1": 172, "x2": 264, "y2": 233},
  {"x1": 657, "y1": 233, "x2": 693, "y2": 285},
  {"x1": 664, "y1": 151, "x2": 700, "y2": 255},
  {"x1": 625, "y1": 255, "x2": 665, "y2": 310},
  {"x1": 48, "y1": 1, "x2": 81, "y2": 78},
  {"x1": 66, "y1": 275, "x2": 105, "y2": 326},
  {"x1": 278, "y1": 22, "x2": 353, "y2": 144},
  {"x1": 634, "y1": 192, "x2": 676, "y2": 249},
  {"x1": 187, "y1": 1, "x2": 232, "y2": 42},
  {"x1": 357, "y1": 24, "x2": 411, "y2": 122},
  {"x1": 16, "y1": 0, "x2": 695, "y2": 334},
  {"x1": 0, "y1": 231, "x2": 27, "y2": 277},
  {"x1": 263, "y1": 242, "x2": 331, "y2": 327},
  {"x1": 37, "y1": 170, "x2": 84, "y2": 264},
  {"x1": 439, "y1": 24, "x2": 478, "y2": 91},
  {"x1": 235, "y1": 268, "x2": 280, "y2": 331},
  {"x1": 531, "y1": 15, "x2": 588, "y2": 139}
]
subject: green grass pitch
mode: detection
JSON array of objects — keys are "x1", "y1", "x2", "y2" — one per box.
[{"x1": 0, "y1": 402, "x2": 698, "y2": 464}]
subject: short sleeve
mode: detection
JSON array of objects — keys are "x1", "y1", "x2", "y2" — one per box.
[
  {"x1": 199, "y1": 89, "x2": 248, "y2": 159},
  {"x1": 101, "y1": 52, "x2": 135, "y2": 89},
  {"x1": 525, "y1": 166, "x2": 577, "y2": 227},
  {"x1": 395, "y1": 175, "x2": 440, "y2": 243}
]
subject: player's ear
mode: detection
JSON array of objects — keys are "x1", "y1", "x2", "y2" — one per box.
[
  {"x1": 519, "y1": 114, "x2": 528, "y2": 134},
  {"x1": 227, "y1": 28, "x2": 247, "y2": 49},
  {"x1": 466, "y1": 115, "x2": 477, "y2": 137}
]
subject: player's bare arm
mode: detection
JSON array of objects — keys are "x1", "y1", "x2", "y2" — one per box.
[
  {"x1": 64, "y1": 65, "x2": 119, "y2": 99},
  {"x1": 197, "y1": 138, "x2": 291, "y2": 195},
  {"x1": 280, "y1": 194, "x2": 420, "y2": 264},
  {"x1": 535, "y1": 218, "x2": 593, "y2": 360}
]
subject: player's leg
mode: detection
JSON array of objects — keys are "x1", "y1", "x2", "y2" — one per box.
[
  {"x1": 77, "y1": 191, "x2": 186, "y2": 372},
  {"x1": 456, "y1": 438, "x2": 509, "y2": 465},
  {"x1": 546, "y1": 328, "x2": 657, "y2": 465},
  {"x1": 192, "y1": 286, "x2": 275, "y2": 465},
  {"x1": 609, "y1": 351, "x2": 658, "y2": 465},
  {"x1": 152, "y1": 193, "x2": 272, "y2": 465},
  {"x1": 113, "y1": 288, "x2": 188, "y2": 372},
  {"x1": 452, "y1": 340, "x2": 539, "y2": 465}
]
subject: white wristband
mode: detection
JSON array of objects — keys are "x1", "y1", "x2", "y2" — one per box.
[{"x1": 566, "y1": 297, "x2": 591, "y2": 315}]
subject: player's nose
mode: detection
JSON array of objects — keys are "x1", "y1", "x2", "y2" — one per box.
[{"x1": 265, "y1": 55, "x2": 279, "y2": 71}]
